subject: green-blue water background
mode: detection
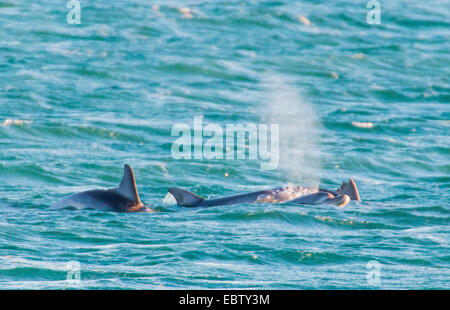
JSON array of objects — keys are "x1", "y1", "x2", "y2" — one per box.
[{"x1": 0, "y1": 0, "x2": 449, "y2": 289}]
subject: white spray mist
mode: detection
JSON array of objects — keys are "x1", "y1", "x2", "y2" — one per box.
[{"x1": 262, "y1": 74, "x2": 322, "y2": 188}]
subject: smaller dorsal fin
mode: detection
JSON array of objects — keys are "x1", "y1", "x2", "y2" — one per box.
[
  {"x1": 168, "y1": 187, "x2": 204, "y2": 207},
  {"x1": 116, "y1": 164, "x2": 141, "y2": 204},
  {"x1": 336, "y1": 179, "x2": 361, "y2": 202}
]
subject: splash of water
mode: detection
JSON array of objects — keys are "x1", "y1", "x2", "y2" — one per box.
[
  {"x1": 256, "y1": 185, "x2": 318, "y2": 203},
  {"x1": 162, "y1": 192, "x2": 177, "y2": 205},
  {"x1": 262, "y1": 74, "x2": 322, "y2": 188}
]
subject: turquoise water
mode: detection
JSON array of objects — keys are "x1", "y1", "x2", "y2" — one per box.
[{"x1": 0, "y1": 0, "x2": 449, "y2": 289}]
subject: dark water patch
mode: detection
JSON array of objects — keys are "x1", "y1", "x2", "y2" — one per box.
[{"x1": 0, "y1": 2, "x2": 15, "y2": 8}]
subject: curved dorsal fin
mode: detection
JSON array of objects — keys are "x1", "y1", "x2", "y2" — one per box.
[
  {"x1": 116, "y1": 164, "x2": 141, "y2": 204},
  {"x1": 336, "y1": 179, "x2": 361, "y2": 202},
  {"x1": 168, "y1": 187, "x2": 204, "y2": 207}
]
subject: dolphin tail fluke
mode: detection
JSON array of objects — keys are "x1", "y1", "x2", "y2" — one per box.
[
  {"x1": 168, "y1": 187, "x2": 204, "y2": 207},
  {"x1": 116, "y1": 164, "x2": 142, "y2": 204},
  {"x1": 336, "y1": 179, "x2": 361, "y2": 202}
]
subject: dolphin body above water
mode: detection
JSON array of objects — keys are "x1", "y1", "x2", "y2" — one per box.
[
  {"x1": 168, "y1": 179, "x2": 361, "y2": 208},
  {"x1": 51, "y1": 164, "x2": 150, "y2": 212},
  {"x1": 51, "y1": 164, "x2": 361, "y2": 211}
]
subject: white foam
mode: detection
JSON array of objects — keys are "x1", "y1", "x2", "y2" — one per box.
[
  {"x1": 2, "y1": 119, "x2": 31, "y2": 126},
  {"x1": 162, "y1": 192, "x2": 176, "y2": 205}
]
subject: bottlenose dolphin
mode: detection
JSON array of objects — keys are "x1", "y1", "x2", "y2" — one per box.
[
  {"x1": 168, "y1": 179, "x2": 360, "y2": 208},
  {"x1": 282, "y1": 179, "x2": 361, "y2": 207},
  {"x1": 51, "y1": 164, "x2": 149, "y2": 212}
]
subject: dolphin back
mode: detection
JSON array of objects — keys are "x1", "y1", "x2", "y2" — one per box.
[{"x1": 52, "y1": 164, "x2": 144, "y2": 212}]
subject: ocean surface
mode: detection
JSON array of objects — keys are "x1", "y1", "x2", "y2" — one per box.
[{"x1": 0, "y1": 0, "x2": 449, "y2": 289}]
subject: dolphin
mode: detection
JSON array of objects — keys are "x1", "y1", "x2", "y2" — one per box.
[
  {"x1": 51, "y1": 164, "x2": 150, "y2": 212},
  {"x1": 285, "y1": 179, "x2": 361, "y2": 206},
  {"x1": 168, "y1": 179, "x2": 361, "y2": 208}
]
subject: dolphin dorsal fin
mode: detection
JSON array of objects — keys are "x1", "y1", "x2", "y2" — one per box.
[
  {"x1": 336, "y1": 179, "x2": 361, "y2": 202},
  {"x1": 116, "y1": 164, "x2": 141, "y2": 204},
  {"x1": 168, "y1": 187, "x2": 204, "y2": 207}
]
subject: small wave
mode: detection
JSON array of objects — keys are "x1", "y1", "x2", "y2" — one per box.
[
  {"x1": 352, "y1": 121, "x2": 374, "y2": 129},
  {"x1": 2, "y1": 119, "x2": 31, "y2": 127}
]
